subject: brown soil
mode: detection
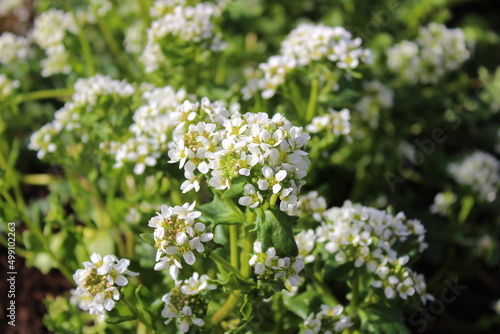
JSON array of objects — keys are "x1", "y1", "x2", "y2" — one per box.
[{"x1": 0, "y1": 247, "x2": 73, "y2": 334}]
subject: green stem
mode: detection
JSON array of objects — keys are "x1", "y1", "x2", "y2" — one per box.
[
  {"x1": 209, "y1": 253, "x2": 247, "y2": 281},
  {"x1": 350, "y1": 271, "x2": 360, "y2": 317},
  {"x1": 123, "y1": 297, "x2": 156, "y2": 334},
  {"x1": 95, "y1": 15, "x2": 138, "y2": 80},
  {"x1": 77, "y1": 25, "x2": 96, "y2": 76},
  {"x1": 229, "y1": 225, "x2": 239, "y2": 269},
  {"x1": 240, "y1": 226, "x2": 254, "y2": 277},
  {"x1": 23, "y1": 174, "x2": 57, "y2": 186},
  {"x1": 137, "y1": 0, "x2": 151, "y2": 27},
  {"x1": 210, "y1": 291, "x2": 241, "y2": 325},
  {"x1": 19, "y1": 88, "x2": 73, "y2": 102},
  {"x1": 311, "y1": 271, "x2": 339, "y2": 305},
  {"x1": 305, "y1": 78, "x2": 319, "y2": 123}
]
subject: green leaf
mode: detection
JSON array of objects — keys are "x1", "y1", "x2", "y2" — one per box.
[
  {"x1": 358, "y1": 304, "x2": 410, "y2": 334},
  {"x1": 212, "y1": 272, "x2": 256, "y2": 292},
  {"x1": 135, "y1": 285, "x2": 159, "y2": 328},
  {"x1": 221, "y1": 177, "x2": 246, "y2": 200},
  {"x1": 140, "y1": 233, "x2": 155, "y2": 247},
  {"x1": 255, "y1": 207, "x2": 299, "y2": 257},
  {"x1": 283, "y1": 287, "x2": 323, "y2": 320},
  {"x1": 198, "y1": 194, "x2": 245, "y2": 225},
  {"x1": 105, "y1": 301, "x2": 136, "y2": 324}
]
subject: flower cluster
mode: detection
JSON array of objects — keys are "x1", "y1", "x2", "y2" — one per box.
[
  {"x1": 167, "y1": 98, "x2": 310, "y2": 212},
  {"x1": 448, "y1": 151, "x2": 499, "y2": 202},
  {"x1": 32, "y1": 8, "x2": 79, "y2": 77},
  {"x1": 140, "y1": 0, "x2": 226, "y2": 72},
  {"x1": 29, "y1": 74, "x2": 135, "y2": 159},
  {"x1": 302, "y1": 305, "x2": 353, "y2": 334},
  {"x1": 161, "y1": 272, "x2": 216, "y2": 333},
  {"x1": 242, "y1": 23, "x2": 372, "y2": 99},
  {"x1": 71, "y1": 253, "x2": 138, "y2": 317},
  {"x1": 430, "y1": 191, "x2": 457, "y2": 216},
  {"x1": 306, "y1": 108, "x2": 351, "y2": 136},
  {"x1": 315, "y1": 201, "x2": 431, "y2": 303},
  {"x1": 108, "y1": 85, "x2": 189, "y2": 175},
  {"x1": 148, "y1": 202, "x2": 213, "y2": 279},
  {"x1": 0, "y1": 74, "x2": 20, "y2": 98},
  {"x1": 289, "y1": 190, "x2": 327, "y2": 222},
  {"x1": 249, "y1": 241, "x2": 304, "y2": 287},
  {"x1": 295, "y1": 229, "x2": 317, "y2": 264},
  {"x1": 0, "y1": 32, "x2": 30, "y2": 65},
  {"x1": 387, "y1": 23, "x2": 471, "y2": 84},
  {"x1": 354, "y1": 80, "x2": 394, "y2": 128}
]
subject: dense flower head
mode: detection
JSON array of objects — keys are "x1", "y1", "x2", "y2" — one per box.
[
  {"x1": 107, "y1": 85, "x2": 189, "y2": 175},
  {"x1": 168, "y1": 98, "x2": 311, "y2": 212},
  {"x1": 354, "y1": 80, "x2": 394, "y2": 128},
  {"x1": 242, "y1": 23, "x2": 372, "y2": 99},
  {"x1": 29, "y1": 74, "x2": 136, "y2": 160},
  {"x1": 148, "y1": 202, "x2": 214, "y2": 279},
  {"x1": 387, "y1": 23, "x2": 471, "y2": 84},
  {"x1": 161, "y1": 272, "x2": 216, "y2": 333},
  {"x1": 302, "y1": 304, "x2": 353, "y2": 334},
  {"x1": 448, "y1": 151, "x2": 500, "y2": 202},
  {"x1": 306, "y1": 108, "x2": 351, "y2": 136},
  {"x1": 32, "y1": 8, "x2": 79, "y2": 76},
  {"x1": 314, "y1": 201, "x2": 431, "y2": 303},
  {"x1": 249, "y1": 241, "x2": 305, "y2": 287},
  {"x1": 0, "y1": 32, "x2": 30, "y2": 65},
  {"x1": 71, "y1": 253, "x2": 138, "y2": 317},
  {"x1": 140, "y1": 0, "x2": 226, "y2": 72}
]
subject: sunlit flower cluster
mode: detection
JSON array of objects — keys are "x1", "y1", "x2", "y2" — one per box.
[
  {"x1": 306, "y1": 108, "x2": 351, "y2": 136},
  {"x1": 28, "y1": 74, "x2": 135, "y2": 159},
  {"x1": 302, "y1": 304, "x2": 353, "y2": 334},
  {"x1": 161, "y1": 272, "x2": 216, "y2": 333},
  {"x1": 0, "y1": 32, "x2": 30, "y2": 65},
  {"x1": 108, "y1": 85, "x2": 189, "y2": 175},
  {"x1": 148, "y1": 202, "x2": 214, "y2": 279},
  {"x1": 0, "y1": 74, "x2": 20, "y2": 98},
  {"x1": 167, "y1": 98, "x2": 311, "y2": 212},
  {"x1": 289, "y1": 191, "x2": 327, "y2": 222},
  {"x1": 430, "y1": 191, "x2": 457, "y2": 216},
  {"x1": 140, "y1": 0, "x2": 226, "y2": 72},
  {"x1": 32, "y1": 9, "x2": 79, "y2": 77},
  {"x1": 354, "y1": 80, "x2": 394, "y2": 128},
  {"x1": 71, "y1": 253, "x2": 138, "y2": 318},
  {"x1": 448, "y1": 151, "x2": 499, "y2": 202},
  {"x1": 242, "y1": 23, "x2": 372, "y2": 99},
  {"x1": 314, "y1": 201, "x2": 431, "y2": 303},
  {"x1": 249, "y1": 241, "x2": 304, "y2": 287},
  {"x1": 387, "y1": 23, "x2": 471, "y2": 84}
]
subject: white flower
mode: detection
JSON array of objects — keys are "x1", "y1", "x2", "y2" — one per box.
[
  {"x1": 0, "y1": 32, "x2": 30, "y2": 65},
  {"x1": 161, "y1": 271, "x2": 215, "y2": 332},
  {"x1": 71, "y1": 253, "x2": 138, "y2": 318},
  {"x1": 304, "y1": 304, "x2": 353, "y2": 333},
  {"x1": 387, "y1": 23, "x2": 471, "y2": 84},
  {"x1": 168, "y1": 99, "x2": 310, "y2": 211},
  {"x1": 449, "y1": 151, "x2": 499, "y2": 202},
  {"x1": 148, "y1": 203, "x2": 213, "y2": 278},
  {"x1": 242, "y1": 23, "x2": 372, "y2": 99}
]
